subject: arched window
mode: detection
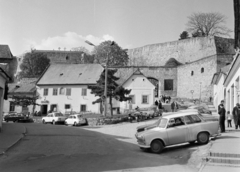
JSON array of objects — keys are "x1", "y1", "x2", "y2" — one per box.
[
  {"x1": 201, "y1": 68, "x2": 204, "y2": 73},
  {"x1": 191, "y1": 71, "x2": 194, "y2": 76}
]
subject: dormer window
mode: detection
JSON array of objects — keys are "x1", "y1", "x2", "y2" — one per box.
[
  {"x1": 191, "y1": 71, "x2": 194, "y2": 76},
  {"x1": 201, "y1": 68, "x2": 204, "y2": 73}
]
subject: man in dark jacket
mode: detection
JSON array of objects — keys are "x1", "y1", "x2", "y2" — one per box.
[
  {"x1": 218, "y1": 100, "x2": 226, "y2": 133},
  {"x1": 171, "y1": 101, "x2": 179, "y2": 112},
  {"x1": 232, "y1": 103, "x2": 239, "y2": 129}
]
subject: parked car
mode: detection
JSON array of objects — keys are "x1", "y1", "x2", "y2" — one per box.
[
  {"x1": 65, "y1": 114, "x2": 88, "y2": 126},
  {"x1": 42, "y1": 112, "x2": 67, "y2": 124},
  {"x1": 128, "y1": 109, "x2": 145, "y2": 122},
  {"x1": 188, "y1": 105, "x2": 212, "y2": 115},
  {"x1": 4, "y1": 112, "x2": 26, "y2": 122},
  {"x1": 135, "y1": 111, "x2": 220, "y2": 154}
]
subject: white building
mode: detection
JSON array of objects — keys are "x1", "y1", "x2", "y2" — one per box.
[
  {"x1": 119, "y1": 69, "x2": 155, "y2": 113},
  {"x1": 211, "y1": 65, "x2": 230, "y2": 110},
  {"x1": 35, "y1": 64, "x2": 104, "y2": 115},
  {"x1": 224, "y1": 51, "x2": 240, "y2": 112}
]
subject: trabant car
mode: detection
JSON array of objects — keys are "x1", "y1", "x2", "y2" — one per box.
[
  {"x1": 42, "y1": 112, "x2": 67, "y2": 124},
  {"x1": 65, "y1": 114, "x2": 88, "y2": 126},
  {"x1": 135, "y1": 111, "x2": 220, "y2": 153},
  {"x1": 4, "y1": 112, "x2": 25, "y2": 122}
]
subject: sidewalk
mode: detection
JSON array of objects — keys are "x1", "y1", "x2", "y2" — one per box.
[
  {"x1": 0, "y1": 123, "x2": 26, "y2": 155},
  {"x1": 200, "y1": 119, "x2": 240, "y2": 172}
]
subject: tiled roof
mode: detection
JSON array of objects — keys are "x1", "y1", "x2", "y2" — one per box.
[
  {"x1": 8, "y1": 83, "x2": 36, "y2": 94},
  {"x1": 37, "y1": 64, "x2": 104, "y2": 85},
  {"x1": 0, "y1": 45, "x2": 13, "y2": 59}
]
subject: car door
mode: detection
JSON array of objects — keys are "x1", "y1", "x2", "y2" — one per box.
[
  {"x1": 68, "y1": 116, "x2": 73, "y2": 125},
  {"x1": 166, "y1": 117, "x2": 188, "y2": 145},
  {"x1": 184, "y1": 115, "x2": 202, "y2": 141}
]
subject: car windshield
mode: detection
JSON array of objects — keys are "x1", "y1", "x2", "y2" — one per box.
[{"x1": 155, "y1": 117, "x2": 168, "y2": 128}]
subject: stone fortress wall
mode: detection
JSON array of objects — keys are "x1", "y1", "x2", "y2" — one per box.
[{"x1": 124, "y1": 36, "x2": 235, "y2": 101}]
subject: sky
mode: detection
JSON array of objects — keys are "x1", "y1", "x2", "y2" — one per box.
[{"x1": 0, "y1": 0, "x2": 235, "y2": 56}]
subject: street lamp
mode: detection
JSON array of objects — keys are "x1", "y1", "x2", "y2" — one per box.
[
  {"x1": 85, "y1": 40, "x2": 114, "y2": 116},
  {"x1": 199, "y1": 82, "x2": 202, "y2": 104}
]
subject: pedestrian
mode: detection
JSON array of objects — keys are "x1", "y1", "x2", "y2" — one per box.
[
  {"x1": 209, "y1": 96, "x2": 212, "y2": 102},
  {"x1": 171, "y1": 100, "x2": 179, "y2": 112},
  {"x1": 232, "y1": 103, "x2": 240, "y2": 129},
  {"x1": 155, "y1": 100, "x2": 158, "y2": 106},
  {"x1": 163, "y1": 95, "x2": 166, "y2": 103},
  {"x1": 218, "y1": 100, "x2": 226, "y2": 133},
  {"x1": 158, "y1": 100, "x2": 163, "y2": 110},
  {"x1": 227, "y1": 111, "x2": 232, "y2": 128}
]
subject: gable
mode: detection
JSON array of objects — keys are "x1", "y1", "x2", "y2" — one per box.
[{"x1": 123, "y1": 74, "x2": 155, "y2": 89}]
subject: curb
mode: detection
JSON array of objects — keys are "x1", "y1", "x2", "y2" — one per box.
[
  {"x1": 198, "y1": 141, "x2": 214, "y2": 172},
  {"x1": 0, "y1": 126, "x2": 27, "y2": 156}
]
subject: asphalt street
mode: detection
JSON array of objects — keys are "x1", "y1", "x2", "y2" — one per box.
[{"x1": 0, "y1": 122, "x2": 210, "y2": 172}]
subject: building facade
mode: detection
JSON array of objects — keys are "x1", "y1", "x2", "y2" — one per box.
[{"x1": 35, "y1": 64, "x2": 104, "y2": 115}]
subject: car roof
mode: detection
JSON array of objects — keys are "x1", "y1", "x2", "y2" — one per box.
[{"x1": 163, "y1": 111, "x2": 199, "y2": 119}]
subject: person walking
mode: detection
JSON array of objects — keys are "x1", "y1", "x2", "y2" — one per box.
[
  {"x1": 171, "y1": 100, "x2": 179, "y2": 112},
  {"x1": 218, "y1": 100, "x2": 226, "y2": 133},
  {"x1": 227, "y1": 111, "x2": 232, "y2": 128},
  {"x1": 232, "y1": 103, "x2": 240, "y2": 129}
]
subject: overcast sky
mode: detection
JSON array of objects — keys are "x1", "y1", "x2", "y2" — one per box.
[{"x1": 0, "y1": 0, "x2": 235, "y2": 56}]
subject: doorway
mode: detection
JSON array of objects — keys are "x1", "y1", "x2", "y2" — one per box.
[{"x1": 41, "y1": 105, "x2": 48, "y2": 115}]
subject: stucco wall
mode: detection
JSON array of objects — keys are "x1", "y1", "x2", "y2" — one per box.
[
  {"x1": 128, "y1": 37, "x2": 217, "y2": 66},
  {"x1": 35, "y1": 85, "x2": 100, "y2": 114},
  {"x1": 177, "y1": 55, "x2": 217, "y2": 101},
  {"x1": 119, "y1": 74, "x2": 155, "y2": 113}
]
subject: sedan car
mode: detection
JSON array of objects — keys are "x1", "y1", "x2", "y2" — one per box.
[
  {"x1": 42, "y1": 112, "x2": 67, "y2": 124},
  {"x1": 4, "y1": 112, "x2": 26, "y2": 122},
  {"x1": 65, "y1": 114, "x2": 88, "y2": 126},
  {"x1": 135, "y1": 111, "x2": 220, "y2": 154}
]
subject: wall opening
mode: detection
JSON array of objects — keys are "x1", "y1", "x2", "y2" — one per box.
[
  {"x1": 201, "y1": 67, "x2": 204, "y2": 73},
  {"x1": 164, "y1": 79, "x2": 173, "y2": 91}
]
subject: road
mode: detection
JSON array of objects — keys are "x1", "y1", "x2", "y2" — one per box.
[{"x1": 0, "y1": 122, "x2": 210, "y2": 172}]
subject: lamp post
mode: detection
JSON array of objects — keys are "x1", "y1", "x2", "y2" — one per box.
[
  {"x1": 199, "y1": 82, "x2": 202, "y2": 104},
  {"x1": 190, "y1": 90, "x2": 194, "y2": 100},
  {"x1": 85, "y1": 40, "x2": 114, "y2": 116}
]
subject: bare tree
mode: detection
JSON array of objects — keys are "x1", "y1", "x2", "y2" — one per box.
[{"x1": 186, "y1": 12, "x2": 232, "y2": 37}]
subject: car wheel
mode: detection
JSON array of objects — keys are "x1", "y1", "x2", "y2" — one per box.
[
  {"x1": 150, "y1": 140, "x2": 164, "y2": 153},
  {"x1": 42, "y1": 120, "x2": 45, "y2": 124},
  {"x1": 197, "y1": 132, "x2": 209, "y2": 144},
  {"x1": 52, "y1": 120, "x2": 56, "y2": 125},
  {"x1": 64, "y1": 121, "x2": 68, "y2": 126},
  {"x1": 73, "y1": 122, "x2": 77, "y2": 126}
]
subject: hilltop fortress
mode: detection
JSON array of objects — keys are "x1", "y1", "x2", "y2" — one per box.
[
  {"x1": 113, "y1": 36, "x2": 235, "y2": 101},
  {"x1": 28, "y1": 36, "x2": 235, "y2": 101}
]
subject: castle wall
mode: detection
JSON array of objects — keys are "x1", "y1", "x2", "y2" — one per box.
[
  {"x1": 177, "y1": 55, "x2": 217, "y2": 101},
  {"x1": 128, "y1": 37, "x2": 217, "y2": 66}
]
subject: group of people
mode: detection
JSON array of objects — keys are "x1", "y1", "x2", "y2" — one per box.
[
  {"x1": 155, "y1": 99, "x2": 179, "y2": 112},
  {"x1": 218, "y1": 100, "x2": 240, "y2": 133},
  {"x1": 160, "y1": 95, "x2": 171, "y2": 103}
]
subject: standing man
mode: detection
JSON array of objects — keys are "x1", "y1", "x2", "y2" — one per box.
[
  {"x1": 218, "y1": 100, "x2": 226, "y2": 133},
  {"x1": 232, "y1": 103, "x2": 239, "y2": 129},
  {"x1": 171, "y1": 100, "x2": 179, "y2": 112}
]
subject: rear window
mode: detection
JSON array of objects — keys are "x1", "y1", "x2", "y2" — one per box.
[{"x1": 55, "y1": 113, "x2": 63, "y2": 117}]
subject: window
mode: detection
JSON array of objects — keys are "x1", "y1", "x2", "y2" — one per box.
[
  {"x1": 43, "y1": 88, "x2": 48, "y2": 96},
  {"x1": 80, "y1": 104, "x2": 87, "y2": 112},
  {"x1": 129, "y1": 95, "x2": 135, "y2": 104},
  {"x1": 164, "y1": 79, "x2": 173, "y2": 91},
  {"x1": 190, "y1": 115, "x2": 202, "y2": 123},
  {"x1": 53, "y1": 88, "x2": 58, "y2": 96},
  {"x1": 184, "y1": 116, "x2": 193, "y2": 124},
  {"x1": 9, "y1": 102, "x2": 15, "y2": 112},
  {"x1": 142, "y1": 95, "x2": 149, "y2": 104},
  {"x1": 191, "y1": 71, "x2": 194, "y2": 76},
  {"x1": 66, "y1": 88, "x2": 71, "y2": 96},
  {"x1": 59, "y1": 87, "x2": 65, "y2": 95},
  {"x1": 82, "y1": 88, "x2": 87, "y2": 96},
  {"x1": 65, "y1": 104, "x2": 71, "y2": 109},
  {"x1": 201, "y1": 68, "x2": 204, "y2": 73}
]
